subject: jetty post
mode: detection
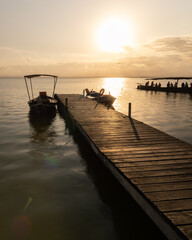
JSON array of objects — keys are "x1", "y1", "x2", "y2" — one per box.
[
  {"x1": 128, "y1": 102, "x2": 131, "y2": 118},
  {"x1": 65, "y1": 98, "x2": 68, "y2": 108}
]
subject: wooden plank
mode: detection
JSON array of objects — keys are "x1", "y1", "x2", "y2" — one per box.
[
  {"x1": 111, "y1": 159, "x2": 192, "y2": 167},
  {"x1": 98, "y1": 141, "x2": 190, "y2": 148},
  {"x1": 111, "y1": 156, "x2": 192, "y2": 163},
  {"x1": 138, "y1": 181, "x2": 192, "y2": 192},
  {"x1": 100, "y1": 144, "x2": 192, "y2": 152},
  {"x1": 145, "y1": 189, "x2": 192, "y2": 201},
  {"x1": 104, "y1": 149, "x2": 192, "y2": 157},
  {"x1": 165, "y1": 210, "x2": 192, "y2": 226},
  {"x1": 131, "y1": 175, "x2": 192, "y2": 185},
  {"x1": 125, "y1": 167, "x2": 192, "y2": 178},
  {"x1": 116, "y1": 163, "x2": 192, "y2": 172},
  {"x1": 178, "y1": 225, "x2": 192, "y2": 240},
  {"x1": 154, "y1": 199, "x2": 192, "y2": 212}
]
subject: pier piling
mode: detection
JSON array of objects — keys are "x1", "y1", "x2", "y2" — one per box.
[
  {"x1": 128, "y1": 102, "x2": 132, "y2": 118},
  {"x1": 65, "y1": 98, "x2": 68, "y2": 109}
]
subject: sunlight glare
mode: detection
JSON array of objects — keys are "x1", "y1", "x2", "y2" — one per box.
[
  {"x1": 97, "y1": 17, "x2": 134, "y2": 53},
  {"x1": 102, "y1": 78, "x2": 125, "y2": 98}
]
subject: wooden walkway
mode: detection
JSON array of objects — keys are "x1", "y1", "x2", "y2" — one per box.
[{"x1": 56, "y1": 94, "x2": 192, "y2": 240}]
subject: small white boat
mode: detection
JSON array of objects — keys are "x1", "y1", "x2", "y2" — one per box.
[
  {"x1": 84, "y1": 88, "x2": 116, "y2": 107},
  {"x1": 24, "y1": 74, "x2": 58, "y2": 114},
  {"x1": 85, "y1": 88, "x2": 105, "y2": 98},
  {"x1": 96, "y1": 94, "x2": 116, "y2": 106}
]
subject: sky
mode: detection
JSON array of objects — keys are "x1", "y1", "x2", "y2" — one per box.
[{"x1": 0, "y1": 0, "x2": 192, "y2": 77}]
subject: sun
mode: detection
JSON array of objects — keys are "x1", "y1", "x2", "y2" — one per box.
[{"x1": 97, "y1": 17, "x2": 134, "y2": 53}]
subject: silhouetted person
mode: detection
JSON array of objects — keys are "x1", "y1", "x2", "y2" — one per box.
[
  {"x1": 174, "y1": 82, "x2": 178, "y2": 88},
  {"x1": 181, "y1": 82, "x2": 185, "y2": 88},
  {"x1": 167, "y1": 82, "x2": 170, "y2": 88},
  {"x1": 185, "y1": 82, "x2": 188, "y2": 88},
  {"x1": 170, "y1": 83, "x2": 173, "y2": 88},
  {"x1": 145, "y1": 81, "x2": 149, "y2": 86},
  {"x1": 158, "y1": 83, "x2": 161, "y2": 87},
  {"x1": 151, "y1": 81, "x2": 154, "y2": 87},
  {"x1": 190, "y1": 83, "x2": 192, "y2": 88}
]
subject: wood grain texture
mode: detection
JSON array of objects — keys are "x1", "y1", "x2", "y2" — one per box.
[{"x1": 57, "y1": 94, "x2": 192, "y2": 240}]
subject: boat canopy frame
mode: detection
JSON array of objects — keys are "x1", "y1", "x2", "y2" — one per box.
[{"x1": 24, "y1": 74, "x2": 58, "y2": 101}]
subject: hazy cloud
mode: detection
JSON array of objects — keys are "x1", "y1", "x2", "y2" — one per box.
[
  {"x1": 146, "y1": 36, "x2": 192, "y2": 54},
  {"x1": 1, "y1": 36, "x2": 192, "y2": 77}
]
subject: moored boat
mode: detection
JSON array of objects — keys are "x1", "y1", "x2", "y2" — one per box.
[
  {"x1": 137, "y1": 77, "x2": 192, "y2": 94},
  {"x1": 84, "y1": 88, "x2": 116, "y2": 107},
  {"x1": 24, "y1": 74, "x2": 58, "y2": 113},
  {"x1": 85, "y1": 88, "x2": 105, "y2": 98},
  {"x1": 96, "y1": 94, "x2": 116, "y2": 106}
]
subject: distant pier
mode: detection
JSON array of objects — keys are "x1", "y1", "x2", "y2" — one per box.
[{"x1": 56, "y1": 94, "x2": 192, "y2": 240}]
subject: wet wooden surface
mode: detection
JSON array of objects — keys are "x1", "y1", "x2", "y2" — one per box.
[{"x1": 57, "y1": 94, "x2": 192, "y2": 240}]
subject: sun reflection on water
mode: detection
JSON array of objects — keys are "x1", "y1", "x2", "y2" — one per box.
[
  {"x1": 102, "y1": 78, "x2": 125, "y2": 108},
  {"x1": 102, "y1": 78, "x2": 125, "y2": 97}
]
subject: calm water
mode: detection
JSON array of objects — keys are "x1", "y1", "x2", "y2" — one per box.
[{"x1": 0, "y1": 77, "x2": 192, "y2": 240}]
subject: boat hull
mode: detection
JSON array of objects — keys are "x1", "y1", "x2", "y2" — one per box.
[
  {"x1": 95, "y1": 95, "x2": 116, "y2": 106},
  {"x1": 28, "y1": 98, "x2": 57, "y2": 114},
  {"x1": 84, "y1": 88, "x2": 116, "y2": 107}
]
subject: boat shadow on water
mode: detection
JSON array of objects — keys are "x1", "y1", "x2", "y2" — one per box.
[
  {"x1": 29, "y1": 110, "x2": 56, "y2": 131},
  {"x1": 28, "y1": 111, "x2": 57, "y2": 143}
]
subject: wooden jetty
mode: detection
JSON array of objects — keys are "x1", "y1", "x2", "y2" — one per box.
[{"x1": 56, "y1": 94, "x2": 192, "y2": 240}]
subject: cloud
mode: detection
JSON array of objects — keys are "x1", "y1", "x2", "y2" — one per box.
[
  {"x1": 1, "y1": 36, "x2": 192, "y2": 77},
  {"x1": 146, "y1": 36, "x2": 192, "y2": 54},
  {"x1": 113, "y1": 36, "x2": 192, "y2": 77}
]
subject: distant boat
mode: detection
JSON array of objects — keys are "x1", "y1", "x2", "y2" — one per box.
[
  {"x1": 137, "y1": 77, "x2": 192, "y2": 94},
  {"x1": 84, "y1": 88, "x2": 116, "y2": 107},
  {"x1": 24, "y1": 74, "x2": 58, "y2": 113}
]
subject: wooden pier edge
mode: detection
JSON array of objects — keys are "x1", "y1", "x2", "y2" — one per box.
[
  {"x1": 75, "y1": 119, "x2": 186, "y2": 240},
  {"x1": 56, "y1": 94, "x2": 190, "y2": 240}
]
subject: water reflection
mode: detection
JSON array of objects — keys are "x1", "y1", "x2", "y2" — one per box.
[
  {"x1": 29, "y1": 111, "x2": 56, "y2": 143},
  {"x1": 101, "y1": 78, "x2": 126, "y2": 109},
  {"x1": 102, "y1": 78, "x2": 125, "y2": 98},
  {"x1": 28, "y1": 111, "x2": 61, "y2": 172}
]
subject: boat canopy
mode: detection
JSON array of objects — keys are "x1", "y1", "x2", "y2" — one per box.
[
  {"x1": 24, "y1": 74, "x2": 58, "y2": 101},
  {"x1": 24, "y1": 74, "x2": 58, "y2": 79}
]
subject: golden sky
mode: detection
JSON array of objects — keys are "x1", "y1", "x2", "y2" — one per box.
[{"x1": 1, "y1": 0, "x2": 192, "y2": 77}]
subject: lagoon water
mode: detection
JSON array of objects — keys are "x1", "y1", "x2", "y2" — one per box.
[{"x1": 0, "y1": 77, "x2": 192, "y2": 240}]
